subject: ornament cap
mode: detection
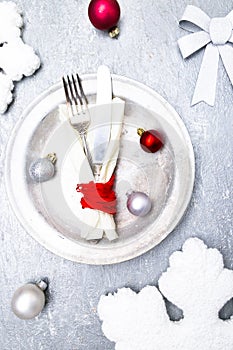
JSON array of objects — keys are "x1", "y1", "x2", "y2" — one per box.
[
  {"x1": 109, "y1": 26, "x2": 120, "y2": 38},
  {"x1": 137, "y1": 128, "x2": 145, "y2": 137},
  {"x1": 46, "y1": 153, "x2": 57, "y2": 164},
  {"x1": 36, "y1": 279, "x2": 48, "y2": 291},
  {"x1": 126, "y1": 189, "x2": 134, "y2": 197}
]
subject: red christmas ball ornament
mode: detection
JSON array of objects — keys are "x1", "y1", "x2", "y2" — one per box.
[
  {"x1": 137, "y1": 128, "x2": 164, "y2": 153},
  {"x1": 88, "y1": 0, "x2": 121, "y2": 38}
]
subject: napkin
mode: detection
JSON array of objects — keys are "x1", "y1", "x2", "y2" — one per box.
[{"x1": 60, "y1": 97, "x2": 125, "y2": 241}]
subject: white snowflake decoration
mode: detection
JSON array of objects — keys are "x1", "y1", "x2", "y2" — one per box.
[
  {"x1": 0, "y1": 73, "x2": 14, "y2": 113},
  {"x1": 0, "y1": 1, "x2": 22, "y2": 42},
  {"x1": 98, "y1": 238, "x2": 233, "y2": 350},
  {"x1": 0, "y1": 1, "x2": 40, "y2": 113}
]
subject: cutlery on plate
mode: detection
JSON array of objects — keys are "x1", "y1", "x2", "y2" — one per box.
[
  {"x1": 62, "y1": 74, "x2": 93, "y2": 172},
  {"x1": 92, "y1": 65, "x2": 112, "y2": 181}
]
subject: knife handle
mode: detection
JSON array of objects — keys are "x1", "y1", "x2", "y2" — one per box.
[
  {"x1": 93, "y1": 163, "x2": 102, "y2": 182},
  {"x1": 96, "y1": 66, "x2": 112, "y2": 105}
]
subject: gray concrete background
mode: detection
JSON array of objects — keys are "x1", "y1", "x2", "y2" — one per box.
[{"x1": 0, "y1": 0, "x2": 232, "y2": 349}]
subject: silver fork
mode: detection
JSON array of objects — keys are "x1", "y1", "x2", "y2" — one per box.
[{"x1": 62, "y1": 74, "x2": 93, "y2": 171}]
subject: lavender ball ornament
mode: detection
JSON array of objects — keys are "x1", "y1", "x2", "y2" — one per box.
[{"x1": 126, "y1": 191, "x2": 152, "y2": 217}]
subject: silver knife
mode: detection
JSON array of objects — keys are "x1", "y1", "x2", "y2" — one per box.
[{"x1": 92, "y1": 66, "x2": 112, "y2": 180}]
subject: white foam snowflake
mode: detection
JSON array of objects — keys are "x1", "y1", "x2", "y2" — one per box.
[
  {"x1": 98, "y1": 238, "x2": 233, "y2": 350},
  {"x1": 0, "y1": 1, "x2": 22, "y2": 42},
  {"x1": 0, "y1": 73, "x2": 14, "y2": 113},
  {"x1": 0, "y1": 2, "x2": 40, "y2": 114}
]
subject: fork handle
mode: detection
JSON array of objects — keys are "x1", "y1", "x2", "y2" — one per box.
[{"x1": 80, "y1": 133, "x2": 93, "y2": 173}]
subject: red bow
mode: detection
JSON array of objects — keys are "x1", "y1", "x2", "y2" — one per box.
[{"x1": 76, "y1": 174, "x2": 116, "y2": 215}]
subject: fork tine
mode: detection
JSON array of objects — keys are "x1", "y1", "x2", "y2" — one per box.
[
  {"x1": 76, "y1": 73, "x2": 88, "y2": 105},
  {"x1": 62, "y1": 77, "x2": 71, "y2": 106},
  {"x1": 71, "y1": 74, "x2": 82, "y2": 106},
  {"x1": 67, "y1": 75, "x2": 78, "y2": 106}
]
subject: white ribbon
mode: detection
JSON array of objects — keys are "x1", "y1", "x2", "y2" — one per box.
[{"x1": 178, "y1": 5, "x2": 233, "y2": 106}]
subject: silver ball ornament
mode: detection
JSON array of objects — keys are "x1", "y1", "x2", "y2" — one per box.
[
  {"x1": 127, "y1": 191, "x2": 152, "y2": 217},
  {"x1": 29, "y1": 153, "x2": 56, "y2": 183},
  {"x1": 11, "y1": 280, "x2": 47, "y2": 320}
]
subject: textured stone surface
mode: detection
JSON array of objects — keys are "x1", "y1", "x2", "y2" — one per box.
[{"x1": 0, "y1": 0, "x2": 232, "y2": 349}]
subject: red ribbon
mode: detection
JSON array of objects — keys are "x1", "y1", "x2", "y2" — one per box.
[{"x1": 76, "y1": 174, "x2": 116, "y2": 215}]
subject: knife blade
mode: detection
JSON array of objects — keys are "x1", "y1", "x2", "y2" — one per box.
[{"x1": 92, "y1": 65, "x2": 112, "y2": 179}]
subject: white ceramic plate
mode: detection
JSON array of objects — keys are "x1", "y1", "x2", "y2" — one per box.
[{"x1": 5, "y1": 74, "x2": 195, "y2": 264}]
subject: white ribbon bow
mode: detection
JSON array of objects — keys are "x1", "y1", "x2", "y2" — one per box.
[{"x1": 178, "y1": 5, "x2": 233, "y2": 106}]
